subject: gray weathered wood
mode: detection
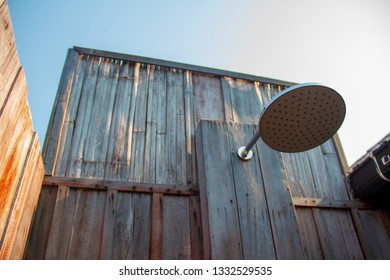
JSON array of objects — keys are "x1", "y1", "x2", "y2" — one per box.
[
  {"x1": 193, "y1": 73, "x2": 225, "y2": 124},
  {"x1": 295, "y1": 207, "x2": 324, "y2": 259},
  {"x1": 352, "y1": 209, "x2": 390, "y2": 259},
  {"x1": 227, "y1": 122, "x2": 276, "y2": 259},
  {"x1": 162, "y1": 195, "x2": 191, "y2": 259},
  {"x1": 313, "y1": 208, "x2": 364, "y2": 259},
  {"x1": 111, "y1": 192, "x2": 151, "y2": 259},
  {"x1": 43, "y1": 49, "x2": 78, "y2": 175},
  {"x1": 254, "y1": 131, "x2": 305, "y2": 259},
  {"x1": 196, "y1": 120, "x2": 243, "y2": 260}
]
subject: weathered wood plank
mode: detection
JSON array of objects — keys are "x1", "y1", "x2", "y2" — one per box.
[
  {"x1": 43, "y1": 49, "x2": 79, "y2": 175},
  {"x1": 221, "y1": 77, "x2": 234, "y2": 122},
  {"x1": 67, "y1": 56, "x2": 100, "y2": 178},
  {"x1": 283, "y1": 152, "x2": 319, "y2": 198},
  {"x1": 104, "y1": 61, "x2": 135, "y2": 181},
  {"x1": 320, "y1": 140, "x2": 350, "y2": 200},
  {"x1": 189, "y1": 196, "x2": 203, "y2": 260},
  {"x1": 150, "y1": 193, "x2": 163, "y2": 260},
  {"x1": 24, "y1": 186, "x2": 59, "y2": 259},
  {"x1": 54, "y1": 55, "x2": 87, "y2": 176},
  {"x1": 162, "y1": 195, "x2": 191, "y2": 259},
  {"x1": 143, "y1": 65, "x2": 157, "y2": 184},
  {"x1": 196, "y1": 120, "x2": 242, "y2": 259},
  {"x1": 295, "y1": 208, "x2": 324, "y2": 260},
  {"x1": 100, "y1": 189, "x2": 117, "y2": 259},
  {"x1": 313, "y1": 208, "x2": 364, "y2": 259},
  {"x1": 82, "y1": 58, "x2": 119, "y2": 179},
  {"x1": 184, "y1": 70, "x2": 196, "y2": 185},
  {"x1": 156, "y1": 66, "x2": 167, "y2": 134},
  {"x1": 82, "y1": 60, "x2": 119, "y2": 179},
  {"x1": 227, "y1": 122, "x2": 276, "y2": 259},
  {"x1": 229, "y1": 79, "x2": 262, "y2": 124},
  {"x1": 44, "y1": 186, "x2": 77, "y2": 259},
  {"x1": 175, "y1": 70, "x2": 187, "y2": 185},
  {"x1": 66, "y1": 189, "x2": 105, "y2": 259},
  {"x1": 254, "y1": 127, "x2": 305, "y2": 259},
  {"x1": 111, "y1": 192, "x2": 151, "y2": 259},
  {"x1": 129, "y1": 64, "x2": 148, "y2": 182},
  {"x1": 165, "y1": 69, "x2": 178, "y2": 185},
  {"x1": 351, "y1": 209, "x2": 390, "y2": 259},
  {"x1": 193, "y1": 73, "x2": 225, "y2": 124}
]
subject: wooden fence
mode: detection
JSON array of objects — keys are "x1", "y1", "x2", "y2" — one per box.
[
  {"x1": 25, "y1": 46, "x2": 390, "y2": 259},
  {"x1": 0, "y1": 0, "x2": 44, "y2": 259}
]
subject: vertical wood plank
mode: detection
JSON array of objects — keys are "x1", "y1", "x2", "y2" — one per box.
[
  {"x1": 66, "y1": 190, "x2": 106, "y2": 259},
  {"x1": 43, "y1": 49, "x2": 79, "y2": 175},
  {"x1": 313, "y1": 208, "x2": 364, "y2": 259},
  {"x1": 196, "y1": 120, "x2": 243, "y2": 259},
  {"x1": 150, "y1": 193, "x2": 163, "y2": 260},
  {"x1": 54, "y1": 54, "x2": 87, "y2": 176},
  {"x1": 227, "y1": 122, "x2": 276, "y2": 259},
  {"x1": 189, "y1": 196, "x2": 203, "y2": 260},
  {"x1": 229, "y1": 79, "x2": 262, "y2": 124},
  {"x1": 143, "y1": 65, "x2": 157, "y2": 184},
  {"x1": 294, "y1": 207, "x2": 324, "y2": 259},
  {"x1": 255, "y1": 129, "x2": 305, "y2": 259},
  {"x1": 166, "y1": 69, "x2": 177, "y2": 184},
  {"x1": 44, "y1": 186, "x2": 75, "y2": 259},
  {"x1": 83, "y1": 58, "x2": 119, "y2": 179},
  {"x1": 193, "y1": 73, "x2": 225, "y2": 124},
  {"x1": 104, "y1": 61, "x2": 135, "y2": 181},
  {"x1": 100, "y1": 189, "x2": 117, "y2": 259},
  {"x1": 351, "y1": 209, "x2": 390, "y2": 259},
  {"x1": 221, "y1": 77, "x2": 234, "y2": 122},
  {"x1": 184, "y1": 70, "x2": 197, "y2": 185},
  {"x1": 24, "y1": 186, "x2": 58, "y2": 259},
  {"x1": 162, "y1": 195, "x2": 191, "y2": 260},
  {"x1": 67, "y1": 56, "x2": 101, "y2": 178},
  {"x1": 111, "y1": 193, "x2": 151, "y2": 259}
]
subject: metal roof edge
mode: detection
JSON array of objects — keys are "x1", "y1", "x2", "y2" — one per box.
[{"x1": 73, "y1": 46, "x2": 296, "y2": 87}]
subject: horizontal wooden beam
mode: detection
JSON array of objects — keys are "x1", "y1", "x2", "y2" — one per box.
[
  {"x1": 73, "y1": 46, "x2": 296, "y2": 87},
  {"x1": 292, "y1": 197, "x2": 372, "y2": 209},
  {"x1": 42, "y1": 176, "x2": 198, "y2": 196}
]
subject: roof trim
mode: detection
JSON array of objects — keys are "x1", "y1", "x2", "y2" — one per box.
[{"x1": 73, "y1": 46, "x2": 296, "y2": 87}]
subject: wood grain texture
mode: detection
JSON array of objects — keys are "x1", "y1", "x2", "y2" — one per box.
[
  {"x1": 352, "y1": 209, "x2": 390, "y2": 259},
  {"x1": 24, "y1": 186, "x2": 58, "y2": 259},
  {"x1": 196, "y1": 120, "x2": 243, "y2": 259},
  {"x1": 227, "y1": 122, "x2": 276, "y2": 259},
  {"x1": 28, "y1": 46, "x2": 390, "y2": 260}
]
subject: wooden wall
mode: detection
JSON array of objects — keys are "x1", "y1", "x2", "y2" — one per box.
[
  {"x1": 0, "y1": 0, "x2": 44, "y2": 259},
  {"x1": 25, "y1": 46, "x2": 390, "y2": 259}
]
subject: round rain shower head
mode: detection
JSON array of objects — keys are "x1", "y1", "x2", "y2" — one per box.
[{"x1": 259, "y1": 83, "x2": 346, "y2": 153}]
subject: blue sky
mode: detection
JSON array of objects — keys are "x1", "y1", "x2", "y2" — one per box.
[{"x1": 8, "y1": 0, "x2": 390, "y2": 165}]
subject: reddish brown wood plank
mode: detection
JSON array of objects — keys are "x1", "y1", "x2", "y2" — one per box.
[{"x1": 150, "y1": 193, "x2": 163, "y2": 260}]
